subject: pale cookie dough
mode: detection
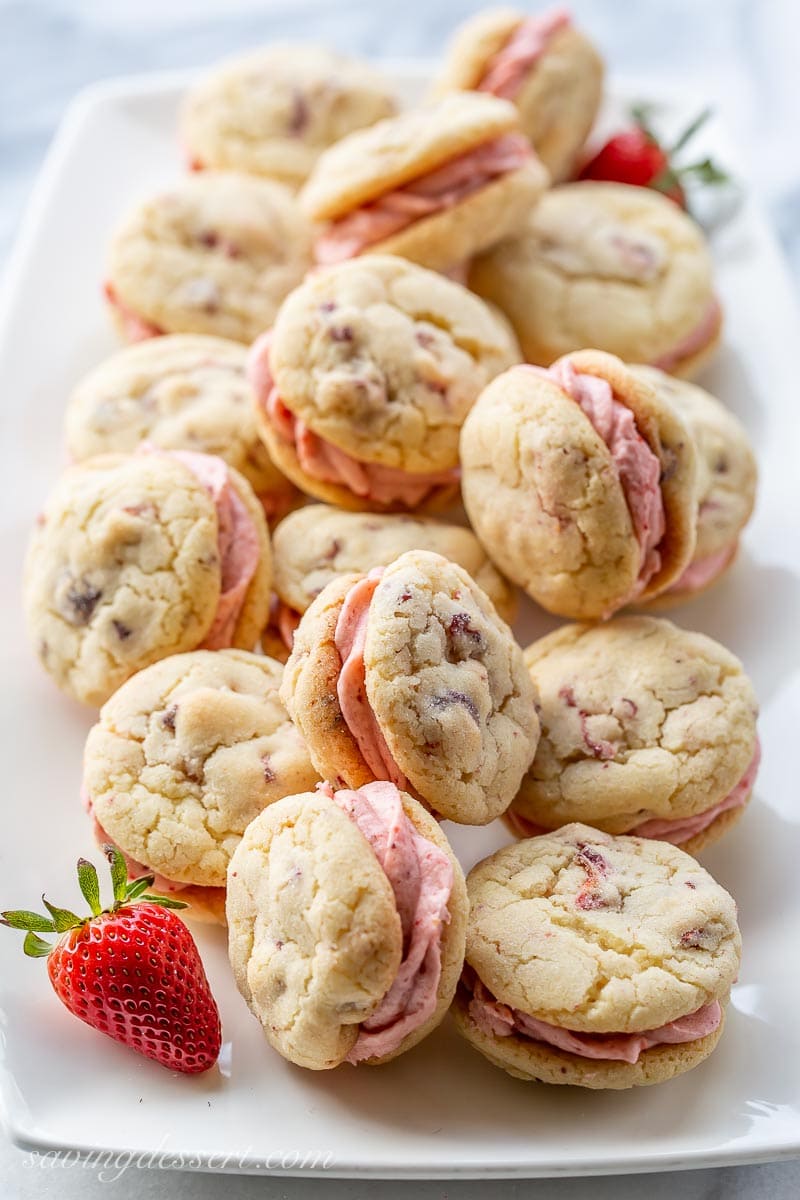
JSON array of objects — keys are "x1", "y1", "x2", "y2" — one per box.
[
  {"x1": 299, "y1": 92, "x2": 549, "y2": 272},
  {"x1": 508, "y1": 617, "x2": 759, "y2": 852},
  {"x1": 434, "y1": 8, "x2": 604, "y2": 181},
  {"x1": 181, "y1": 44, "x2": 397, "y2": 187},
  {"x1": 24, "y1": 453, "x2": 271, "y2": 707},
  {"x1": 631, "y1": 367, "x2": 757, "y2": 603},
  {"x1": 251, "y1": 254, "x2": 520, "y2": 511},
  {"x1": 452, "y1": 823, "x2": 741, "y2": 1088},
  {"x1": 271, "y1": 505, "x2": 517, "y2": 625},
  {"x1": 280, "y1": 550, "x2": 539, "y2": 824},
  {"x1": 460, "y1": 351, "x2": 698, "y2": 619},
  {"x1": 65, "y1": 335, "x2": 300, "y2": 524},
  {"x1": 469, "y1": 182, "x2": 721, "y2": 376},
  {"x1": 226, "y1": 783, "x2": 467, "y2": 1068},
  {"x1": 84, "y1": 651, "x2": 319, "y2": 912},
  {"x1": 105, "y1": 172, "x2": 313, "y2": 344}
]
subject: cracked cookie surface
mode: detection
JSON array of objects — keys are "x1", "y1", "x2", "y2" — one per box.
[
  {"x1": 469, "y1": 182, "x2": 719, "y2": 373},
  {"x1": 268, "y1": 255, "x2": 520, "y2": 474},
  {"x1": 511, "y1": 617, "x2": 759, "y2": 834},
  {"x1": 107, "y1": 172, "x2": 313, "y2": 344},
  {"x1": 85, "y1": 650, "x2": 319, "y2": 888},
  {"x1": 24, "y1": 455, "x2": 222, "y2": 706}
]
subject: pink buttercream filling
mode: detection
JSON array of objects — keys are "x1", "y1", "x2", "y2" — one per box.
[
  {"x1": 651, "y1": 299, "x2": 722, "y2": 372},
  {"x1": 334, "y1": 570, "x2": 408, "y2": 789},
  {"x1": 314, "y1": 133, "x2": 534, "y2": 264},
  {"x1": 535, "y1": 360, "x2": 666, "y2": 597},
  {"x1": 477, "y1": 9, "x2": 571, "y2": 99},
  {"x1": 104, "y1": 281, "x2": 164, "y2": 342},
  {"x1": 248, "y1": 331, "x2": 460, "y2": 506},
  {"x1": 139, "y1": 446, "x2": 260, "y2": 649},
  {"x1": 319, "y1": 780, "x2": 452, "y2": 1063},
  {"x1": 667, "y1": 540, "x2": 737, "y2": 595},
  {"x1": 464, "y1": 970, "x2": 722, "y2": 1064}
]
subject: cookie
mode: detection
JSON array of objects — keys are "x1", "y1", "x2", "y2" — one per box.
[
  {"x1": 266, "y1": 505, "x2": 518, "y2": 657},
  {"x1": 65, "y1": 335, "x2": 300, "y2": 525},
  {"x1": 299, "y1": 92, "x2": 549, "y2": 272},
  {"x1": 506, "y1": 617, "x2": 760, "y2": 854},
  {"x1": 460, "y1": 350, "x2": 698, "y2": 619},
  {"x1": 24, "y1": 450, "x2": 272, "y2": 707},
  {"x1": 105, "y1": 172, "x2": 312, "y2": 344},
  {"x1": 227, "y1": 780, "x2": 467, "y2": 1068},
  {"x1": 452, "y1": 823, "x2": 741, "y2": 1088},
  {"x1": 250, "y1": 255, "x2": 520, "y2": 511},
  {"x1": 434, "y1": 8, "x2": 604, "y2": 181},
  {"x1": 83, "y1": 650, "x2": 318, "y2": 925},
  {"x1": 280, "y1": 549, "x2": 539, "y2": 825},
  {"x1": 469, "y1": 182, "x2": 721, "y2": 376},
  {"x1": 181, "y1": 44, "x2": 397, "y2": 187},
  {"x1": 630, "y1": 367, "x2": 757, "y2": 603}
]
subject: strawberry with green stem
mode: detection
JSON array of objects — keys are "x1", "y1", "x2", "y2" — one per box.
[{"x1": 2, "y1": 846, "x2": 221, "y2": 1074}]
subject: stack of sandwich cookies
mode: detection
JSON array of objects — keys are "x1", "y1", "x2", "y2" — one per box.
[
  {"x1": 105, "y1": 172, "x2": 312, "y2": 344},
  {"x1": 452, "y1": 824, "x2": 741, "y2": 1088},
  {"x1": 435, "y1": 7, "x2": 604, "y2": 181},
  {"x1": 280, "y1": 549, "x2": 539, "y2": 825},
  {"x1": 630, "y1": 367, "x2": 757, "y2": 603},
  {"x1": 299, "y1": 92, "x2": 549, "y2": 271},
  {"x1": 64, "y1": 335, "x2": 300, "y2": 525},
  {"x1": 507, "y1": 617, "x2": 760, "y2": 854},
  {"x1": 83, "y1": 650, "x2": 319, "y2": 925},
  {"x1": 181, "y1": 44, "x2": 397, "y2": 187},
  {"x1": 226, "y1": 781, "x2": 467, "y2": 1067},
  {"x1": 24, "y1": 450, "x2": 271, "y2": 706},
  {"x1": 469, "y1": 182, "x2": 722, "y2": 375},
  {"x1": 460, "y1": 350, "x2": 698, "y2": 620},
  {"x1": 249, "y1": 255, "x2": 520, "y2": 512},
  {"x1": 265, "y1": 505, "x2": 518, "y2": 659}
]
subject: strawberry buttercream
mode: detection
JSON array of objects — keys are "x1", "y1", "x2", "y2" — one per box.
[
  {"x1": 651, "y1": 299, "x2": 722, "y2": 372},
  {"x1": 477, "y1": 9, "x2": 571, "y2": 99},
  {"x1": 104, "y1": 282, "x2": 164, "y2": 341},
  {"x1": 666, "y1": 541, "x2": 736, "y2": 595}
]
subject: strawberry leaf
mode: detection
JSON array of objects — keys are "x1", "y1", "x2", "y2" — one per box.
[
  {"x1": 23, "y1": 931, "x2": 53, "y2": 958},
  {"x1": 680, "y1": 157, "x2": 730, "y2": 185},
  {"x1": 1, "y1": 909, "x2": 56, "y2": 933},
  {"x1": 104, "y1": 844, "x2": 128, "y2": 904},
  {"x1": 124, "y1": 876, "x2": 156, "y2": 902},
  {"x1": 77, "y1": 858, "x2": 102, "y2": 916},
  {"x1": 669, "y1": 107, "x2": 712, "y2": 157},
  {"x1": 42, "y1": 897, "x2": 81, "y2": 933},
  {"x1": 140, "y1": 894, "x2": 189, "y2": 910}
]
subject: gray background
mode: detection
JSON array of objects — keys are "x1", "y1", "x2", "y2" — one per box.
[{"x1": 1, "y1": 0, "x2": 798, "y2": 1195}]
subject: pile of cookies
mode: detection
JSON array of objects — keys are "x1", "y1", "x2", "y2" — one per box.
[{"x1": 23, "y1": 9, "x2": 760, "y2": 1090}]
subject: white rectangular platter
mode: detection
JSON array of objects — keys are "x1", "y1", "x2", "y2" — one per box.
[{"x1": 1, "y1": 64, "x2": 799, "y2": 1179}]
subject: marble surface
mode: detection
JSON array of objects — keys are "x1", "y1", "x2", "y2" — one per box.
[{"x1": 1, "y1": 0, "x2": 798, "y2": 1196}]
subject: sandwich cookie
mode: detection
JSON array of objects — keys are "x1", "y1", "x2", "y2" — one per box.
[
  {"x1": 507, "y1": 617, "x2": 760, "y2": 855},
  {"x1": 265, "y1": 504, "x2": 518, "y2": 659},
  {"x1": 469, "y1": 182, "x2": 722, "y2": 375},
  {"x1": 105, "y1": 172, "x2": 312, "y2": 344},
  {"x1": 452, "y1": 823, "x2": 741, "y2": 1088},
  {"x1": 181, "y1": 44, "x2": 396, "y2": 187},
  {"x1": 249, "y1": 255, "x2": 520, "y2": 511},
  {"x1": 460, "y1": 350, "x2": 698, "y2": 619},
  {"x1": 24, "y1": 450, "x2": 271, "y2": 707},
  {"x1": 83, "y1": 650, "x2": 319, "y2": 925},
  {"x1": 226, "y1": 780, "x2": 467, "y2": 1067},
  {"x1": 280, "y1": 549, "x2": 539, "y2": 825},
  {"x1": 65, "y1": 335, "x2": 300, "y2": 525},
  {"x1": 630, "y1": 367, "x2": 757, "y2": 603},
  {"x1": 300, "y1": 92, "x2": 549, "y2": 272},
  {"x1": 435, "y1": 7, "x2": 604, "y2": 182}
]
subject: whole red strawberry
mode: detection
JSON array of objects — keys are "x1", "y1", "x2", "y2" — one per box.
[{"x1": 2, "y1": 846, "x2": 221, "y2": 1074}]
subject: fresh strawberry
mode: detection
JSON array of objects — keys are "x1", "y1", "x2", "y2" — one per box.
[
  {"x1": 2, "y1": 846, "x2": 221, "y2": 1074},
  {"x1": 578, "y1": 106, "x2": 729, "y2": 211}
]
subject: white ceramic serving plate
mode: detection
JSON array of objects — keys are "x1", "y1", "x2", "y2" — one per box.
[{"x1": 0, "y1": 64, "x2": 799, "y2": 1180}]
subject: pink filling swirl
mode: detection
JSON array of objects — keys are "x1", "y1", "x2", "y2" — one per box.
[
  {"x1": 535, "y1": 360, "x2": 666, "y2": 599},
  {"x1": 464, "y1": 970, "x2": 722, "y2": 1064},
  {"x1": 314, "y1": 133, "x2": 534, "y2": 265},
  {"x1": 667, "y1": 540, "x2": 737, "y2": 595},
  {"x1": 248, "y1": 331, "x2": 460, "y2": 507},
  {"x1": 651, "y1": 299, "x2": 722, "y2": 372},
  {"x1": 104, "y1": 282, "x2": 164, "y2": 342},
  {"x1": 477, "y1": 9, "x2": 571, "y2": 99},
  {"x1": 139, "y1": 446, "x2": 260, "y2": 649},
  {"x1": 334, "y1": 570, "x2": 408, "y2": 789},
  {"x1": 319, "y1": 780, "x2": 453, "y2": 1063}
]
